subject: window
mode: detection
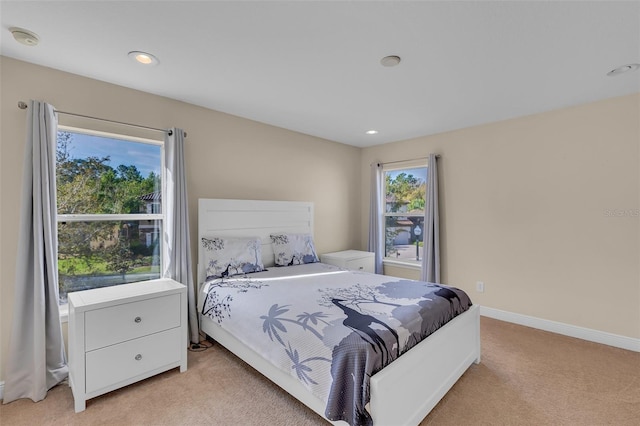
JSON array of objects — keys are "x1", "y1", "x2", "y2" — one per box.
[
  {"x1": 56, "y1": 127, "x2": 164, "y2": 304},
  {"x1": 383, "y1": 164, "x2": 427, "y2": 264}
]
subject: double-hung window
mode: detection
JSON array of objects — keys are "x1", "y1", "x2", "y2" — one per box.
[
  {"x1": 56, "y1": 127, "x2": 164, "y2": 304},
  {"x1": 383, "y1": 162, "x2": 427, "y2": 265}
]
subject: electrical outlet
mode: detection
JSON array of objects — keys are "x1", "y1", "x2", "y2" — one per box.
[{"x1": 476, "y1": 281, "x2": 485, "y2": 293}]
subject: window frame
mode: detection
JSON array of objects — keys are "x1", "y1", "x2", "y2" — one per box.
[
  {"x1": 56, "y1": 125, "x2": 166, "y2": 315},
  {"x1": 381, "y1": 160, "x2": 428, "y2": 267}
]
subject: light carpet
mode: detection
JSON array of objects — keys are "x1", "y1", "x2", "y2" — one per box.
[{"x1": 1, "y1": 317, "x2": 638, "y2": 425}]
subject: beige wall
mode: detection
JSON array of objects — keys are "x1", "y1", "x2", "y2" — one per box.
[
  {"x1": 0, "y1": 57, "x2": 362, "y2": 382},
  {"x1": 361, "y1": 93, "x2": 640, "y2": 339}
]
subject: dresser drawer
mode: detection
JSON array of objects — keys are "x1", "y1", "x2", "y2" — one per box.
[
  {"x1": 85, "y1": 327, "x2": 181, "y2": 393},
  {"x1": 85, "y1": 294, "x2": 181, "y2": 351},
  {"x1": 345, "y1": 257, "x2": 374, "y2": 273}
]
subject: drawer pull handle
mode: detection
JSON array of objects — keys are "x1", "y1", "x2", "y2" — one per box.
[
  {"x1": 135, "y1": 354, "x2": 142, "y2": 361},
  {"x1": 134, "y1": 316, "x2": 142, "y2": 323},
  {"x1": 358, "y1": 266, "x2": 364, "y2": 270}
]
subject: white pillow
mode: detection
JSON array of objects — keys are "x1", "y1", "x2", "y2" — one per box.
[
  {"x1": 270, "y1": 233, "x2": 319, "y2": 266},
  {"x1": 202, "y1": 236, "x2": 265, "y2": 280}
]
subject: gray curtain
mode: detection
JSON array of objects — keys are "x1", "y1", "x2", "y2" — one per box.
[
  {"x1": 368, "y1": 162, "x2": 384, "y2": 274},
  {"x1": 163, "y1": 128, "x2": 198, "y2": 343},
  {"x1": 421, "y1": 154, "x2": 440, "y2": 283},
  {"x1": 3, "y1": 100, "x2": 68, "y2": 404}
]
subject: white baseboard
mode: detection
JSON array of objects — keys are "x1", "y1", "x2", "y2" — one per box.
[{"x1": 480, "y1": 306, "x2": 640, "y2": 352}]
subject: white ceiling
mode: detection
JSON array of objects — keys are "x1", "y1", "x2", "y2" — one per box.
[{"x1": 1, "y1": 1, "x2": 639, "y2": 147}]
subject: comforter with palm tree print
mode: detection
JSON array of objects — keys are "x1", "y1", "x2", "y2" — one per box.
[{"x1": 200, "y1": 263, "x2": 472, "y2": 426}]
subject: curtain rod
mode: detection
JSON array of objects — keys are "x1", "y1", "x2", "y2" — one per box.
[
  {"x1": 376, "y1": 155, "x2": 440, "y2": 167},
  {"x1": 17, "y1": 101, "x2": 186, "y2": 137}
]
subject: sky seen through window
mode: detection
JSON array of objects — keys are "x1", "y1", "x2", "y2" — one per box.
[{"x1": 64, "y1": 132, "x2": 161, "y2": 177}]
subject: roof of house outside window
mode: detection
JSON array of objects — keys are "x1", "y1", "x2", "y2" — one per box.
[{"x1": 139, "y1": 192, "x2": 161, "y2": 201}]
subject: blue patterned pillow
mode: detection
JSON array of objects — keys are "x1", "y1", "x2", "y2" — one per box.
[
  {"x1": 270, "y1": 233, "x2": 319, "y2": 266},
  {"x1": 202, "y1": 237, "x2": 265, "y2": 280}
]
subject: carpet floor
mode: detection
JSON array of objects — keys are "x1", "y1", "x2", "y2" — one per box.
[{"x1": 1, "y1": 317, "x2": 638, "y2": 425}]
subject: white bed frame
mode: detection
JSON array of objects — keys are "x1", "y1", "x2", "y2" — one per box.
[{"x1": 198, "y1": 198, "x2": 481, "y2": 426}]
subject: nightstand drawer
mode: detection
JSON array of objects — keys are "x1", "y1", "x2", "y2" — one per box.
[
  {"x1": 85, "y1": 294, "x2": 181, "y2": 351},
  {"x1": 345, "y1": 257, "x2": 374, "y2": 272},
  {"x1": 85, "y1": 327, "x2": 182, "y2": 393}
]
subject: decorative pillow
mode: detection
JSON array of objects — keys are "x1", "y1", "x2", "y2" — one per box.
[
  {"x1": 202, "y1": 237, "x2": 265, "y2": 280},
  {"x1": 270, "y1": 233, "x2": 319, "y2": 266}
]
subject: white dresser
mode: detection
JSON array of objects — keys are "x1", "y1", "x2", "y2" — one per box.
[
  {"x1": 320, "y1": 250, "x2": 375, "y2": 273},
  {"x1": 68, "y1": 278, "x2": 187, "y2": 412}
]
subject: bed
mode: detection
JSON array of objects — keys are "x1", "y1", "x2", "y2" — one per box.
[{"x1": 197, "y1": 198, "x2": 480, "y2": 426}]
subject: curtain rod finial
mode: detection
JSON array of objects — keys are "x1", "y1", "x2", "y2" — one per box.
[{"x1": 18, "y1": 101, "x2": 28, "y2": 109}]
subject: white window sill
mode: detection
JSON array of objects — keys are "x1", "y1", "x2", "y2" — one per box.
[
  {"x1": 59, "y1": 305, "x2": 69, "y2": 323},
  {"x1": 383, "y1": 259, "x2": 422, "y2": 271}
]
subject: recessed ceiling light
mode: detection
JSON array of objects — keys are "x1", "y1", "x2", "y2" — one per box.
[
  {"x1": 128, "y1": 51, "x2": 159, "y2": 66},
  {"x1": 607, "y1": 63, "x2": 639, "y2": 76},
  {"x1": 10, "y1": 27, "x2": 39, "y2": 46},
  {"x1": 366, "y1": 130, "x2": 379, "y2": 135},
  {"x1": 380, "y1": 55, "x2": 401, "y2": 67}
]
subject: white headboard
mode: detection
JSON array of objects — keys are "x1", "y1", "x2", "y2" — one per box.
[{"x1": 198, "y1": 198, "x2": 314, "y2": 283}]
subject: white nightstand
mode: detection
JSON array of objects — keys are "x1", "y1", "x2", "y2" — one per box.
[
  {"x1": 68, "y1": 278, "x2": 188, "y2": 412},
  {"x1": 320, "y1": 250, "x2": 375, "y2": 273}
]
